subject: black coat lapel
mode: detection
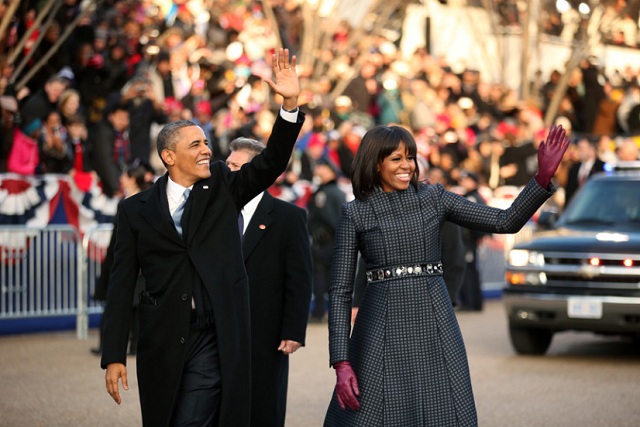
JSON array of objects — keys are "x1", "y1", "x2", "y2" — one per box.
[
  {"x1": 185, "y1": 180, "x2": 210, "y2": 243},
  {"x1": 242, "y1": 193, "x2": 274, "y2": 261},
  {"x1": 140, "y1": 174, "x2": 183, "y2": 244}
]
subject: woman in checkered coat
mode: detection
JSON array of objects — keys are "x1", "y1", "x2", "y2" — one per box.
[{"x1": 324, "y1": 125, "x2": 569, "y2": 426}]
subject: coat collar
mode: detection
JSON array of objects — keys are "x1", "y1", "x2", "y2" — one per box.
[
  {"x1": 184, "y1": 179, "x2": 210, "y2": 243},
  {"x1": 139, "y1": 173, "x2": 211, "y2": 245},
  {"x1": 140, "y1": 174, "x2": 183, "y2": 244},
  {"x1": 242, "y1": 192, "x2": 274, "y2": 261}
]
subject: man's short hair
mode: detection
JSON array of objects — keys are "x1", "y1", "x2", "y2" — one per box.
[
  {"x1": 46, "y1": 75, "x2": 69, "y2": 86},
  {"x1": 229, "y1": 137, "x2": 265, "y2": 159},
  {"x1": 157, "y1": 120, "x2": 199, "y2": 160}
]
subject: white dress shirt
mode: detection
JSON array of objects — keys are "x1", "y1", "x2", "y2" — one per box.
[
  {"x1": 240, "y1": 192, "x2": 264, "y2": 235},
  {"x1": 167, "y1": 177, "x2": 193, "y2": 216}
]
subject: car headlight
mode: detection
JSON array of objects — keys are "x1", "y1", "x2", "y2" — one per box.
[{"x1": 508, "y1": 249, "x2": 545, "y2": 267}]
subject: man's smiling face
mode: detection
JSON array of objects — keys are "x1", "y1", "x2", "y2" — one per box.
[{"x1": 165, "y1": 125, "x2": 212, "y2": 187}]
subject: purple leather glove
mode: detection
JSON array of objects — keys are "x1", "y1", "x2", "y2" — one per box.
[
  {"x1": 333, "y1": 361, "x2": 360, "y2": 411},
  {"x1": 535, "y1": 124, "x2": 571, "y2": 188}
]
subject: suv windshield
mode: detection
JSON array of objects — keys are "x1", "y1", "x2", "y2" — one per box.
[{"x1": 558, "y1": 179, "x2": 640, "y2": 228}]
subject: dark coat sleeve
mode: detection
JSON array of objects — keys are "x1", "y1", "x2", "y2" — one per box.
[
  {"x1": 441, "y1": 221, "x2": 466, "y2": 306},
  {"x1": 230, "y1": 112, "x2": 306, "y2": 208},
  {"x1": 280, "y1": 205, "x2": 313, "y2": 344},
  {"x1": 93, "y1": 222, "x2": 116, "y2": 301}
]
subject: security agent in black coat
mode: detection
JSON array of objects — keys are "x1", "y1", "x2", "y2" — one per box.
[
  {"x1": 458, "y1": 170, "x2": 489, "y2": 311},
  {"x1": 564, "y1": 137, "x2": 605, "y2": 207},
  {"x1": 227, "y1": 137, "x2": 313, "y2": 426},
  {"x1": 307, "y1": 158, "x2": 347, "y2": 321}
]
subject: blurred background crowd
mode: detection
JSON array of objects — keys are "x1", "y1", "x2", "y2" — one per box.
[{"x1": 0, "y1": 0, "x2": 639, "y2": 212}]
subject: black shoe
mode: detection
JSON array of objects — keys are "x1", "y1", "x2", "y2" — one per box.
[{"x1": 90, "y1": 347, "x2": 102, "y2": 356}]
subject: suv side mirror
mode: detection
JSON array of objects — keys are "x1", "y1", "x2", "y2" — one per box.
[{"x1": 537, "y1": 211, "x2": 558, "y2": 229}]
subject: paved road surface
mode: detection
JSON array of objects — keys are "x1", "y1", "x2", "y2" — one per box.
[{"x1": 1, "y1": 300, "x2": 639, "y2": 426}]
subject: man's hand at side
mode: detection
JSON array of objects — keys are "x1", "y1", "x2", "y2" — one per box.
[
  {"x1": 105, "y1": 362, "x2": 129, "y2": 405},
  {"x1": 278, "y1": 339, "x2": 302, "y2": 355}
]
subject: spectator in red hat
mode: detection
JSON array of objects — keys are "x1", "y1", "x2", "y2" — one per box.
[
  {"x1": 194, "y1": 99, "x2": 213, "y2": 122},
  {"x1": 285, "y1": 131, "x2": 326, "y2": 184},
  {"x1": 300, "y1": 132, "x2": 326, "y2": 181},
  {"x1": 192, "y1": 99, "x2": 214, "y2": 146}
]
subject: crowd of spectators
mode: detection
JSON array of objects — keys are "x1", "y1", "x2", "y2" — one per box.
[
  {"x1": 0, "y1": 0, "x2": 639, "y2": 211},
  {"x1": 492, "y1": 0, "x2": 640, "y2": 50}
]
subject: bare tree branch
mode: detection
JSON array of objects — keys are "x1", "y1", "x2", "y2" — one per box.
[
  {"x1": 11, "y1": 0, "x2": 65, "y2": 84},
  {"x1": 0, "y1": 0, "x2": 22, "y2": 46},
  {"x1": 259, "y1": 0, "x2": 284, "y2": 50},
  {"x1": 543, "y1": 2, "x2": 604, "y2": 127},
  {"x1": 8, "y1": 0, "x2": 59, "y2": 65},
  {"x1": 15, "y1": 0, "x2": 105, "y2": 90}
]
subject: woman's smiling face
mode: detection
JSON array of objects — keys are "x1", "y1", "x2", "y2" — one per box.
[{"x1": 377, "y1": 142, "x2": 416, "y2": 192}]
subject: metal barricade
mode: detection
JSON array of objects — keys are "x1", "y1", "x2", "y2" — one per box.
[
  {"x1": 0, "y1": 225, "x2": 82, "y2": 331},
  {"x1": 80, "y1": 224, "x2": 113, "y2": 339},
  {"x1": 0, "y1": 224, "x2": 113, "y2": 339}
]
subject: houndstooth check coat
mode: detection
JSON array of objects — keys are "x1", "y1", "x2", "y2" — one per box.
[{"x1": 324, "y1": 178, "x2": 552, "y2": 427}]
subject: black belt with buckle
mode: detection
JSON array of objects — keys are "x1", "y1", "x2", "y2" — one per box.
[{"x1": 366, "y1": 262, "x2": 443, "y2": 282}]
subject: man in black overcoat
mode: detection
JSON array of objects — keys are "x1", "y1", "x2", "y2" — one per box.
[
  {"x1": 564, "y1": 136, "x2": 605, "y2": 207},
  {"x1": 227, "y1": 137, "x2": 312, "y2": 426},
  {"x1": 101, "y1": 50, "x2": 303, "y2": 427}
]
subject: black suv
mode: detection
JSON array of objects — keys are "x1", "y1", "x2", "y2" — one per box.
[{"x1": 503, "y1": 163, "x2": 640, "y2": 355}]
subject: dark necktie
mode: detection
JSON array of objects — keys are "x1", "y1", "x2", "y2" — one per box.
[
  {"x1": 578, "y1": 164, "x2": 589, "y2": 187},
  {"x1": 172, "y1": 189, "x2": 191, "y2": 236},
  {"x1": 238, "y1": 212, "x2": 244, "y2": 238}
]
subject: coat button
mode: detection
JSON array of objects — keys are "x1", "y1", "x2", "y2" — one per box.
[
  {"x1": 181, "y1": 294, "x2": 187, "y2": 301},
  {"x1": 180, "y1": 337, "x2": 185, "y2": 344}
]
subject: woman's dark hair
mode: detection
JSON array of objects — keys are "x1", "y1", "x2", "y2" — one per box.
[
  {"x1": 351, "y1": 125, "x2": 419, "y2": 200},
  {"x1": 125, "y1": 161, "x2": 154, "y2": 191}
]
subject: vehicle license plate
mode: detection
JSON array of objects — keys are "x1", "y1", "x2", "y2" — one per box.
[{"x1": 567, "y1": 298, "x2": 603, "y2": 319}]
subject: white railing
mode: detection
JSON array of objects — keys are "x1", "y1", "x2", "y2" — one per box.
[{"x1": 0, "y1": 224, "x2": 113, "y2": 339}]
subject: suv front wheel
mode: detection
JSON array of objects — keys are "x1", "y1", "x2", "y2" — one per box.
[{"x1": 508, "y1": 323, "x2": 554, "y2": 355}]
